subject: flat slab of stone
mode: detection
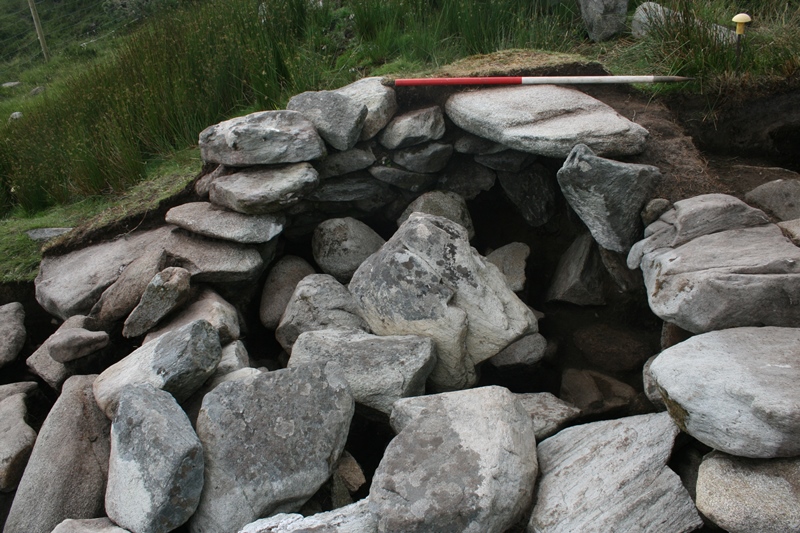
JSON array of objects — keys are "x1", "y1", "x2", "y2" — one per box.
[
  {"x1": 515, "y1": 392, "x2": 581, "y2": 441},
  {"x1": 209, "y1": 163, "x2": 319, "y2": 215},
  {"x1": 239, "y1": 499, "x2": 376, "y2": 533},
  {"x1": 199, "y1": 110, "x2": 325, "y2": 166},
  {"x1": 649, "y1": 327, "x2": 800, "y2": 458},
  {"x1": 445, "y1": 85, "x2": 648, "y2": 158},
  {"x1": 52, "y1": 518, "x2": 130, "y2": 533},
  {"x1": 0, "y1": 302, "x2": 26, "y2": 367},
  {"x1": 165, "y1": 202, "x2": 285, "y2": 243},
  {"x1": 529, "y1": 412, "x2": 702, "y2": 533},
  {"x1": 164, "y1": 228, "x2": 265, "y2": 283}
]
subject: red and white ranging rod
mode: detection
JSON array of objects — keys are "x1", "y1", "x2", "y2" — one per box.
[{"x1": 384, "y1": 75, "x2": 691, "y2": 86}]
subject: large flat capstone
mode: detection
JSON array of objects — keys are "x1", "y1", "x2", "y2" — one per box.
[{"x1": 445, "y1": 85, "x2": 648, "y2": 158}]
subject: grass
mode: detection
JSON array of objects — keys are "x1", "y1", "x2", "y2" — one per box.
[{"x1": 0, "y1": 0, "x2": 798, "y2": 282}]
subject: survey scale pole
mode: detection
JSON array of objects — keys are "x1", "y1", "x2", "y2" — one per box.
[
  {"x1": 27, "y1": 0, "x2": 50, "y2": 62},
  {"x1": 383, "y1": 75, "x2": 692, "y2": 87}
]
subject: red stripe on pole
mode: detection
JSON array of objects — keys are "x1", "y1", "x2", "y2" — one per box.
[{"x1": 393, "y1": 76, "x2": 523, "y2": 86}]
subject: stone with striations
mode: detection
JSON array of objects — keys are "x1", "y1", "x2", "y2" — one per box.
[
  {"x1": 4, "y1": 375, "x2": 110, "y2": 533},
  {"x1": 334, "y1": 77, "x2": 398, "y2": 141},
  {"x1": 0, "y1": 302, "x2": 26, "y2": 367},
  {"x1": 199, "y1": 110, "x2": 325, "y2": 166},
  {"x1": 259, "y1": 256, "x2": 316, "y2": 329},
  {"x1": 289, "y1": 328, "x2": 436, "y2": 415},
  {"x1": 487, "y1": 332, "x2": 548, "y2": 369},
  {"x1": 209, "y1": 163, "x2": 319, "y2": 215},
  {"x1": 0, "y1": 393, "x2": 37, "y2": 491},
  {"x1": 514, "y1": 392, "x2": 581, "y2": 441},
  {"x1": 142, "y1": 287, "x2": 240, "y2": 345},
  {"x1": 238, "y1": 499, "x2": 376, "y2": 533},
  {"x1": 649, "y1": 327, "x2": 800, "y2": 458},
  {"x1": 446, "y1": 86, "x2": 648, "y2": 158},
  {"x1": 696, "y1": 451, "x2": 800, "y2": 533},
  {"x1": 287, "y1": 90, "x2": 367, "y2": 151},
  {"x1": 557, "y1": 144, "x2": 661, "y2": 252},
  {"x1": 349, "y1": 213, "x2": 537, "y2": 391},
  {"x1": 93, "y1": 319, "x2": 221, "y2": 418},
  {"x1": 190, "y1": 363, "x2": 354, "y2": 533},
  {"x1": 106, "y1": 384, "x2": 203, "y2": 533},
  {"x1": 312, "y1": 217, "x2": 386, "y2": 283},
  {"x1": 529, "y1": 412, "x2": 702, "y2": 533},
  {"x1": 166, "y1": 202, "x2": 285, "y2": 244},
  {"x1": 486, "y1": 242, "x2": 530, "y2": 292},
  {"x1": 123, "y1": 267, "x2": 192, "y2": 338},
  {"x1": 378, "y1": 106, "x2": 446, "y2": 150},
  {"x1": 397, "y1": 190, "x2": 474, "y2": 239},
  {"x1": 371, "y1": 386, "x2": 538, "y2": 533},
  {"x1": 48, "y1": 328, "x2": 109, "y2": 363}
]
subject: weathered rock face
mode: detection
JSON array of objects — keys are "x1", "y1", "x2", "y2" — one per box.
[
  {"x1": 0, "y1": 302, "x2": 26, "y2": 367},
  {"x1": 744, "y1": 178, "x2": 800, "y2": 221},
  {"x1": 238, "y1": 499, "x2": 376, "y2": 533},
  {"x1": 289, "y1": 328, "x2": 436, "y2": 415},
  {"x1": 106, "y1": 384, "x2": 203, "y2": 533},
  {"x1": 123, "y1": 266, "x2": 193, "y2": 338},
  {"x1": 485, "y1": 242, "x2": 530, "y2": 292},
  {"x1": 497, "y1": 163, "x2": 557, "y2": 227},
  {"x1": 25, "y1": 315, "x2": 96, "y2": 390},
  {"x1": 190, "y1": 363, "x2": 354, "y2": 533},
  {"x1": 51, "y1": 518, "x2": 131, "y2": 533},
  {"x1": 311, "y1": 217, "x2": 385, "y2": 283},
  {"x1": 259, "y1": 256, "x2": 316, "y2": 329},
  {"x1": 165, "y1": 202, "x2": 286, "y2": 244},
  {"x1": 377, "y1": 106, "x2": 445, "y2": 150},
  {"x1": 4, "y1": 375, "x2": 111, "y2": 533},
  {"x1": 529, "y1": 412, "x2": 702, "y2": 533},
  {"x1": 370, "y1": 386, "x2": 538, "y2": 533},
  {"x1": 579, "y1": 0, "x2": 629, "y2": 42},
  {"x1": 315, "y1": 145, "x2": 376, "y2": 179},
  {"x1": 164, "y1": 228, "x2": 266, "y2": 283},
  {"x1": 333, "y1": 77, "x2": 398, "y2": 140},
  {"x1": 445, "y1": 85, "x2": 648, "y2": 158},
  {"x1": 696, "y1": 451, "x2": 800, "y2": 533},
  {"x1": 438, "y1": 156, "x2": 496, "y2": 199},
  {"x1": 559, "y1": 368, "x2": 638, "y2": 416},
  {"x1": 514, "y1": 392, "x2": 581, "y2": 441},
  {"x1": 488, "y1": 333, "x2": 548, "y2": 369},
  {"x1": 286, "y1": 90, "x2": 367, "y2": 151},
  {"x1": 142, "y1": 287, "x2": 240, "y2": 345},
  {"x1": 546, "y1": 233, "x2": 606, "y2": 305},
  {"x1": 349, "y1": 213, "x2": 537, "y2": 391},
  {"x1": 209, "y1": 163, "x2": 320, "y2": 215},
  {"x1": 649, "y1": 327, "x2": 800, "y2": 458},
  {"x1": 392, "y1": 142, "x2": 453, "y2": 173},
  {"x1": 47, "y1": 328, "x2": 109, "y2": 363},
  {"x1": 0, "y1": 393, "x2": 36, "y2": 492},
  {"x1": 396, "y1": 190, "x2": 474, "y2": 239},
  {"x1": 93, "y1": 319, "x2": 222, "y2": 418},
  {"x1": 199, "y1": 110, "x2": 326, "y2": 166}
]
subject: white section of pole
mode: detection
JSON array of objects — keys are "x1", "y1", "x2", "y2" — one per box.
[{"x1": 519, "y1": 75, "x2": 690, "y2": 85}]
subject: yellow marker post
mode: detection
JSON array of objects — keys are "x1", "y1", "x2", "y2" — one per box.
[{"x1": 732, "y1": 13, "x2": 752, "y2": 71}]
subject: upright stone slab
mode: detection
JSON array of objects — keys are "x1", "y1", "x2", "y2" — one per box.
[
  {"x1": 106, "y1": 384, "x2": 203, "y2": 533},
  {"x1": 199, "y1": 110, "x2": 325, "y2": 166},
  {"x1": 123, "y1": 266, "x2": 192, "y2": 338},
  {"x1": 557, "y1": 144, "x2": 662, "y2": 252},
  {"x1": 165, "y1": 202, "x2": 285, "y2": 244},
  {"x1": 0, "y1": 393, "x2": 36, "y2": 491},
  {"x1": 370, "y1": 386, "x2": 538, "y2": 533},
  {"x1": 445, "y1": 86, "x2": 648, "y2": 158},
  {"x1": 529, "y1": 412, "x2": 702, "y2": 533},
  {"x1": 0, "y1": 302, "x2": 26, "y2": 367},
  {"x1": 209, "y1": 163, "x2": 319, "y2": 215},
  {"x1": 486, "y1": 242, "x2": 530, "y2": 292},
  {"x1": 4, "y1": 375, "x2": 111, "y2": 533},
  {"x1": 93, "y1": 319, "x2": 222, "y2": 418},
  {"x1": 649, "y1": 327, "x2": 800, "y2": 458},
  {"x1": 349, "y1": 213, "x2": 537, "y2": 390},
  {"x1": 286, "y1": 90, "x2": 367, "y2": 151},
  {"x1": 259, "y1": 256, "x2": 316, "y2": 329},
  {"x1": 546, "y1": 233, "x2": 606, "y2": 305},
  {"x1": 334, "y1": 77, "x2": 398, "y2": 140},
  {"x1": 311, "y1": 217, "x2": 385, "y2": 283},
  {"x1": 190, "y1": 363, "x2": 354, "y2": 533}
]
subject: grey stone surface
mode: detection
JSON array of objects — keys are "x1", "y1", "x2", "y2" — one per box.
[
  {"x1": 546, "y1": 233, "x2": 606, "y2": 305},
  {"x1": 557, "y1": 144, "x2": 662, "y2": 252},
  {"x1": 26, "y1": 315, "x2": 97, "y2": 390},
  {"x1": 334, "y1": 77, "x2": 398, "y2": 140},
  {"x1": 35, "y1": 226, "x2": 172, "y2": 320},
  {"x1": 371, "y1": 386, "x2": 538, "y2": 533},
  {"x1": 745, "y1": 178, "x2": 800, "y2": 221},
  {"x1": 650, "y1": 327, "x2": 800, "y2": 458},
  {"x1": 164, "y1": 227, "x2": 266, "y2": 283},
  {"x1": 396, "y1": 190, "x2": 474, "y2": 239},
  {"x1": 106, "y1": 384, "x2": 203, "y2": 533},
  {"x1": 487, "y1": 333, "x2": 548, "y2": 368},
  {"x1": 25, "y1": 227, "x2": 72, "y2": 241},
  {"x1": 446, "y1": 86, "x2": 649, "y2": 158},
  {"x1": 641, "y1": 197, "x2": 671, "y2": 226},
  {"x1": 0, "y1": 393, "x2": 36, "y2": 491},
  {"x1": 367, "y1": 165, "x2": 437, "y2": 192},
  {"x1": 515, "y1": 392, "x2": 581, "y2": 441},
  {"x1": 632, "y1": 1, "x2": 734, "y2": 43},
  {"x1": 89, "y1": 249, "x2": 167, "y2": 328},
  {"x1": 696, "y1": 451, "x2": 800, "y2": 533},
  {"x1": 123, "y1": 267, "x2": 192, "y2": 338},
  {"x1": 315, "y1": 145, "x2": 376, "y2": 179},
  {"x1": 579, "y1": 0, "x2": 628, "y2": 41},
  {"x1": 142, "y1": 287, "x2": 240, "y2": 345},
  {"x1": 94, "y1": 319, "x2": 222, "y2": 418},
  {"x1": 259, "y1": 256, "x2": 316, "y2": 329},
  {"x1": 238, "y1": 499, "x2": 376, "y2": 533},
  {"x1": 48, "y1": 327, "x2": 110, "y2": 363},
  {"x1": 4, "y1": 375, "x2": 111, "y2": 533},
  {"x1": 559, "y1": 368, "x2": 638, "y2": 416},
  {"x1": 438, "y1": 155, "x2": 496, "y2": 199},
  {"x1": 349, "y1": 213, "x2": 537, "y2": 391},
  {"x1": 486, "y1": 242, "x2": 530, "y2": 292},
  {"x1": 312, "y1": 217, "x2": 385, "y2": 283},
  {"x1": 305, "y1": 173, "x2": 395, "y2": 207},
  {"x1": 209, "y1": 163, "x2": 319, "y2": 215},
  {"x1": 453, "y1": 133, "x2": 504, "y2": 154},
  {"x1": 0, "y1": 302, "x2": 25, "y2": 367},
  {"x1": 276, "y1": 273, "x2": 369, "y2": 353},
  {"x1": 51, "y1": 518, "x2": 131, "y2": 532},
  {"x1": 199, "y1": 110, "x2": 325, "y2": 166},
  {"x1": 642, "y1": 355, "x2": 667, "y2": 411},
  {"x1": 378, "y1": 105, "x2": 445, "y2": 150},
  {"x1": 498, "y1": 163, "x2": 557, "y2": 227},
  {"x1": 165, "y1": 202, "x2": 285, "y2": 243},
  {"x1": 289, "y1": 328, "x2": 436, "y2": 415},
  {"x1": 474, "y1": 149, "x2": 535, "y2": 172},
  {"x1": 638, "y1": 224, "x2": 800, "y2": 333},
  {"x1": 529, "y1": 412, "x2": 702, "y2": 533},
  {"x1": 779, "y1": 217, "x2": 800, "y2": 244},
  {"x1": 392, "y1": 142, "x2": 453, "y2": 173},
  {"x1": 191, "y1": 363, "x2": 354, "y2": 533},
  {"x1": 215, "y1": 339, "x2": 250, "y2": 377},
  {"x1": 0, "y1": 381, "x2": 37, "y2": 403},
  {"x1": 287, "y1": 90, "x2": 367, "y2": 151}
]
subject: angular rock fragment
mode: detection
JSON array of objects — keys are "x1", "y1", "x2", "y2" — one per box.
[
  {"x1": 649, "y1": 327, "x2": 800, "y2": 458},
  {"x1": 164, "y1": 228, "x2": 265, "y2": 283},
  {"x1": 123, "y1": 267, "x2": 192, "y2": 338},
  {"x1": 514, "y1": 392, "x2": 581, "y2": 441},
  {"x1": 0, "y1": 302, "x2": 26, "y2": 367},
  {"x1": 238, "y1": 499, "x2": 376, "y2": 533},
  {"x1": 438, "y1": 156, "x2": 496, "y2": 200},
  {"x1": 27, "y1": 315, "x2": 99, "y2": 390},
  {"x1": 367, "y1": 165, "x2": 437, "y2": 192},
  {"x1": 287, "y1": 90, "x2": 367, "y2": 151},
  {"x1": 745, "y1": 177, "x2": 800, "y2": 221},
  {"x1": 165, "y1": 202, "x2": 285, "y2": 243},
  {"x1": 199, "y1": 110, "x2": 326, "y2": 166},
  {"x1": 289, "y1": 328, "x2": 436, "y2": 415},
  {"x1": 474, "y1": 149, "x2": 535, "y2": 172},
  {"x1": 559, "y1": 368, "x2": 638, "y2": 416},
  {"x1": 315, "y1": 145, "x2": 376, "y2": 179},
  {"x1": 51, "y1": 518, "x2": 131, "y2": 533},
  {"x1": 546, "y1": 233, "x2": 606, "y2": 305},
  {"x1": 392, "y1": 142, "x2": 453, "y2": 173},
  {"x1": 191, "y1": 363, "x2": 354, "y2": 533},
  {"x1": 396, "y1": 190, "x2": 474, "y2": 239},
  {"x1": 579, "y1": 0, "x2": 628, "y2": 41},
  {"x1": 378, "y1": 105, "x2": 445, "y2": 149},
  {"x1": 259, "y1": 256, "x2": 316, "y2": 329},
  {"x1": 0, "y1": 393, "x2": 37, "y2": 491},
  {"x1": 142, "y1": 287, "x2": 240, "y2": 345},
  {"x1": 371, "y1": 386, "x2": 538, "y2": 533},
  {"x1": 487, "y1": 332, "x2": 548, "y2": 368},
  {"x1": 312, "y1": 217, "x2": 385, "y2": 283},
  {"x1": 498, "y1": 163, "x2": 557, "y2": 227},
  {"x1": 529, "y1": 412, "x2": 702, "y2": 533},
  {"x1": 48, "y1": 328, "x2": 109, "y2": 363},
  {"x1": 486, "y1": 242, "x2": 530, "y2": 292},
  {"x1": 209, "y1": 163, "x2": 319, "y2": 215},
  {"x1": 334, "y1": 77, "x2": 398, "y2": 140}
]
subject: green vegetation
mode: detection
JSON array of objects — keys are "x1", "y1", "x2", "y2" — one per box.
[{"x1": 0, "y1": 0, "x2": 798, "y2": 281}]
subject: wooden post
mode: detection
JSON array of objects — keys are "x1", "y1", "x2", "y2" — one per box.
[{"x1": 26, "y1": 0, "x2": 49, "y2": 62}]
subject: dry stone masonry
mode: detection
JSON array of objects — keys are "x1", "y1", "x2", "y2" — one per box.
[{"x1": 1, "y1": 73, "x2": 799, "y2": 533}]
